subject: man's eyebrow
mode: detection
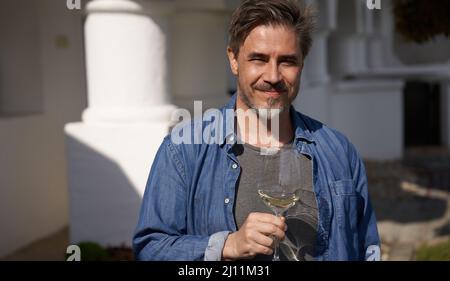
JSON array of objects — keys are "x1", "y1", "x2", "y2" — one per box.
[
  {"x1": 278, "y1": 54, "x2": 299, "y2": 61},
  {"x1": 247, "y1": 52, "x2": 299, "y2": 62},
  {"x1": 247, "y1": 52, "x2": 269, "y2": 60}
]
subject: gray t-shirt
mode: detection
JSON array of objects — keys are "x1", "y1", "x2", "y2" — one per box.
[{"x1": 233, "y1": 142, "x2": 319, "y2": 261}]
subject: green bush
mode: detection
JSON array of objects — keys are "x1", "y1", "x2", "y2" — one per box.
[
  {"x1": 415, "y1": 239, "x2": 450, "y2": 261},
  {"x1": 70, "y1": 242, "x2": 110, "y2": 261}
]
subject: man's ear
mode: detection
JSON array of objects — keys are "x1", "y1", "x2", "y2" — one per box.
[{"x1": 227, "y1": 47, "x2": 238, "y2": 75}]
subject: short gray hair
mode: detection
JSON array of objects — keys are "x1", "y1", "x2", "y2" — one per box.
[{"x1": 228, "y1": 0, "x2": 316, "y2": 59}]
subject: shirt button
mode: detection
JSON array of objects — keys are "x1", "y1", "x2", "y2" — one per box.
[
  {"x1": 231, "y1": 163, "x2": 238, "y2": 169},
  {"x1": 224, "y1": 198, "x2": 230, "y2": 204},
  {"x1": 228, "y1": 135, "x2": 235, "y2": 143}
]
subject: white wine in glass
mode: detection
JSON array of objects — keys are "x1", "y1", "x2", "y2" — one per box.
[{"x1": 257, "y1": 189, "x2": 300, "y2": 216}]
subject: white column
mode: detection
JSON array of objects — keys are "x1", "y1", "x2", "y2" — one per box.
[
  {"x1": 303, "y1": 31, "x2": 331, "y2": 85},
  {"x1": 365, "y1": 0, "x2": 403, "y2": 68},
  {"x1": 83, "y1": 0, "x2": 175, "y2": 123},
  {"x1": 64, "y1": 0, "x2": 176, "y2": 247},
  {"x1": 295, "y1": 0, "x2": 337, "y2": 124},
  {"x1": 328, "y1": 0, "x2": 370, "y2": 76},
  {"x1": 377, "y1": 0, "x2": 403, "y2": 67}
]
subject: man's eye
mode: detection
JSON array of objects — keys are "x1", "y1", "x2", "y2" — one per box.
[
  {"x1": 250, "y1": 58, "x2": 265, "y2": 62},
  {"x1": 281, "y1": 61, "x2": 298, "y2": 66}
]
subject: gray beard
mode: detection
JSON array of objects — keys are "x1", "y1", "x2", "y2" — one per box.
[{"x1": 239, "y1": 91, "x2": 289, "y2": 120}]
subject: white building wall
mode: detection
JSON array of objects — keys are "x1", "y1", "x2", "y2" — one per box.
[
  {"x1": 330, "y1": 80, "x2": 404, "y2": 160},
  {"x1": 0, "y1": 0, "x2": 86, "y2": 257},
  {"x1": 295, "y1": 84, "x2": 331, "y2": 125},
  {"x1": 171, "y1": 10, "x2": 231, "y2": 111}
]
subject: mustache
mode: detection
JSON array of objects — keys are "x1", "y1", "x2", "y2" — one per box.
[{"x1": 253, "y1": 82, "x2": 288, "y2": 92}]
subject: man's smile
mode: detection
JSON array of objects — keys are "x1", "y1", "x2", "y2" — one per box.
[{"x1": 254, "y1": 88, "x2": 287, "y2": 97}]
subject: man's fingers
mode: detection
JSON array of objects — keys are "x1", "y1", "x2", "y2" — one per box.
[
  {"x1": 253, "y1": 222, "x2": 286, "y2": 241},
  {"x1": 253, "y1": 243, "x2": 273, "y2": 256},
  {"x1": 250, "y1": 212, "x2": 286, "y2": 229},
  {"x1": 236, "y1": 230, "x2": 274, "y2": 257},
  {"x1": 252, "y1": 231, "x2": 274, "y2": 248}
]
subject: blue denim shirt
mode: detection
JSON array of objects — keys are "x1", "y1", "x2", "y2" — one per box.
[{"x1": 133, "y1": 94, "x2": 381, "y2": 261}]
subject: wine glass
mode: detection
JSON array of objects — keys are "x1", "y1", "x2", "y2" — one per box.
[{"x1": 257, "y1": 146, "x2": 301, "y2": 261}]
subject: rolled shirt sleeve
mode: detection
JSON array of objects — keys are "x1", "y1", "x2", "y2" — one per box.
[{"x1": 204, "y1": 231, "x2": 231, "y2": 261}]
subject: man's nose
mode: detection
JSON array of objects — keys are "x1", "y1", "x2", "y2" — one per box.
[{"x1": 263, "y1": 61, "x2": 281, "y2": 84}]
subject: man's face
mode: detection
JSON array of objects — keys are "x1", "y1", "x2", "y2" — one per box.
[{"x1": 228, "y1": 24, "x2": 303, "y2": 116}]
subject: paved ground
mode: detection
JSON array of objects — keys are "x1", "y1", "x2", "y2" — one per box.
[
  {"x1": 366, "y1": 147, "x2": 450, "y2": 261},
  {"x1": 1, "y1": 227, "x2": 69, "y2": 261}
]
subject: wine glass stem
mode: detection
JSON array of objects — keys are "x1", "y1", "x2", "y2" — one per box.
[
  {"x1": 273, "y1": 237, "x2": 280, "y2": 261},
  {"x1": 273, "y1": 212, "x2": 281, "y2": 261}
]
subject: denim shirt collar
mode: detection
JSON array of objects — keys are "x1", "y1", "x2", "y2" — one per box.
[{"x1": 219, "y1": 93, "x2": 316, "y2": 147}]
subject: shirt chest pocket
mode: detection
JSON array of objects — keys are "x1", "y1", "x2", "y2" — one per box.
[{"x1": 331, "y1": 179, "x2": 361, "y2": 231}]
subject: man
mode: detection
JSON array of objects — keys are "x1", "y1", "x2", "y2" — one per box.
[{"x1": 133, "y1": 0, "x2": 380, "y2": 261}]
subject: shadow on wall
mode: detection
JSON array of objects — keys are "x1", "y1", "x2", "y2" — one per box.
[{"x1": 65, "y1": 135, "x2": 143, "y2": 248}]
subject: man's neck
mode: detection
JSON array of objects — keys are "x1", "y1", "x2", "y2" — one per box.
[{"x1": 236, "y1": 94, "x2": 294, "y2": 148}]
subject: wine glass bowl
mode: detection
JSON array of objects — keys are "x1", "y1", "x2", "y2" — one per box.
[{"x1": 257, "y1": 189, "x2": 300, "y2": 216}]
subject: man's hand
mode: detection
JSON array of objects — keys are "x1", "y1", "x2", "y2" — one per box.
[{"x1": 222, "y1": 212, "x2": 287, "y2": 260}]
